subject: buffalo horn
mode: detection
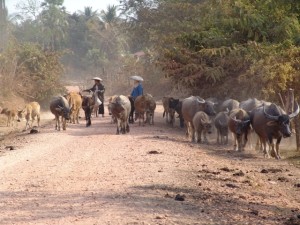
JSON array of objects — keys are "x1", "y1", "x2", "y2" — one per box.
[
  {"x1": 197, "y1": 98, "x2": 205, "y2": 104},
  {"x1": 289, "y1": 102, "x2": 300, "y2": 119},
  {"x1": 263, "y1": 104, "x2": 279, "y2": 121},
  {"x1": 230, "y1": 115, "x2": 250, "y2": 124}
]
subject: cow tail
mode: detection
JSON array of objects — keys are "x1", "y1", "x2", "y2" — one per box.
[{"x1": 163, "y1": 111, "x2": 165, "y2": 118}]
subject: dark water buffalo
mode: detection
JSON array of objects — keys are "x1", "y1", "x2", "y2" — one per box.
[
  {"x1": 239, "y1": 98, "x2": 263, "y2": 112},
  {"x1": 239, "y1": 98, "x2": 271, "y2": 150},
  {"x1": 250, "y1": 103, "x2": 299, "y2": 159},
  {"x1": 168, "y1": 98, "x2": 184, "y2": 128},
  {"x1": 192, "y1": 111, "x2": 213, "y2": 144},
  {"x1": 228, "y1": 108, "x2": 251, "y2": 151},
  {"x1": 162, "y1": 97, "x2": 177, "y2": 126},
  {"x1": 81, "y1": 95, "x2": 93, "y2": 127},
  {"x1": 50, "y1": 96, "x2": 71, "y2": 131},
  {"x1": 219, "y1": 99, "x2": 239, "y2": 112},
  {"x1": 110, "y1": 95, "x2": 131, "y2": 134},
  {"x1": 182, "y1": 96, "x2": 216, "y2": 141},
  {"x1": 214, "y1": 110, "x2": 229, "y2": 145}
]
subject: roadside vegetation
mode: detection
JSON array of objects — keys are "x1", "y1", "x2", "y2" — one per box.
[{"x1": 0, "y1": 0, "x2": 300, "y2": 152}]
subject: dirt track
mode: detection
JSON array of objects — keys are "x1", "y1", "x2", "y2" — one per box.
[{"x1": 0, "y1": 104, "x2": 300, "y2": 225}]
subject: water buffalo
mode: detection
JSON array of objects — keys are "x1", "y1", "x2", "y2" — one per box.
[
  {"x1": 17, "y1": 101, "x2": 41, "y2": 130},
  {"x1": 182, "y1": 96, "x2": 216, "y2": 141},
  {"x1": 165, "y1": 98, "x2": 183, "y2": 128},
  {"x1": 110, "y1": 95, "x2": 131, "y2": 134},
  {"x1": 214, "y1": 110, "x2": 229, "y2": 145},
  {"x1": 228, "y1": 108, "x2": 251, "y2": 151},
  {"x1": 50, "y1": 96, "x2": 71, "y2": 131},
  {"x1": 162, "y1": 97, "x2": 177, "y2": 126},
  {"x1": 219, "y1": 99, "x2": 239, "y2": 112},
  {"x1": 192, "y1": 111, "x2": 212, "y2": 144},
  {"x1": 239, "y1": 98, "x2": 264, "y2": 112},
  {"x1": 250, "y1": 103, "x2": 299, "y2": 159},
  {"x1": 81, "y1": 91, "x2": 100, "y2": 127}
]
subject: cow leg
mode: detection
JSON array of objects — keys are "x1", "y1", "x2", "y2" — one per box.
[
  {"x1": 274, "y1": 137, "x2": 282, "y2": 159},
  {"x1": 190, "y1": 123, "x2": 195, "y2": 142},
  {"x1": 62, "y1": 117, "x2": 66, "y2": 130},
  {"x1": 126, "y1": 122, "x2": 130, "y2": 133},
  {"x1": 165, "y1": 111, "x2": 169, "y2": 124},
  {"x1": 56, "y1": 116, "x2": 61, "y2": 131},
  {"x1": 217, "y1": 129, "x2": 220, "y2": 144},
  {"x1": 263, "y1": 136, "x2": 271, "y2": 158},
  {"x1": 116, "y1": 119, "x2": 121, "y2": 135},
  {"x1": 194, "y1": 130, "x2": 198, "y2": 143},
  {"x1": 276, "y1": 137, "x2": 282, "y2": 159},
  {"x1": 233, "y1": 133, "x2": 238, "y2": 151},
  {"x1": 121, "y1": 121, "x2": 126, "y2": 134},
  {"x1": 203, "y1": 129, "x2": 208, "y2": 144}
]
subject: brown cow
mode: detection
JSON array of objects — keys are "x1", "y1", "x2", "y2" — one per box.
[
  {"x1": 17, "y1": 101, "x2": 41, "y2": 130},
  {"x1": 107, "y1": 95, "x2": 118, "y2": 124},
  {"x1": 1, "y1": 108, "x2": 18, "y2": 127},
  {"x1": 134, "y1": 94, "x2": 156, "y2": 126},
  {"x1": 65, "y1": 92, "x2": 82, "y2": 124}
]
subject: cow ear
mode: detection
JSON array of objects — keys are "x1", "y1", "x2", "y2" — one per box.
[{"x1": 267, "y1": 121, "x2": 277, "y2": 127}]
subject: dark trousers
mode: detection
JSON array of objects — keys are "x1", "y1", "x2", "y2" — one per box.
[{"x1": 98, "y1": 103, "x2": 104, "y2": 114}]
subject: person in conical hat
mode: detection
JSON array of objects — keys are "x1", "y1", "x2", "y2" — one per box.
[
  {"x1": 128, "y1": 76, "x2": 144, "y2": 123},
  {"x1": 83, "y1": 77, "x2": 105, "y2": 117}
]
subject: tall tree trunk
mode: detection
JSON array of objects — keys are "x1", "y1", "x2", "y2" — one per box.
[
  {"x1": 295, "y1": 116, "x2": 300, "y2": 151},
  {"x1": 279, "y1": 89, "x2": 300, "y2": 150}
]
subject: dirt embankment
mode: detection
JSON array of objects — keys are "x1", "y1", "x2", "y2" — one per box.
[{"x1": 0, "y1": 104, "x2": 299, "y2": 225}]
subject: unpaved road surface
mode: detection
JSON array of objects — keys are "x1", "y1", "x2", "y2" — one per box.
[{"x1": 0, "y1": 104, "x2": 300, "y2": 225}]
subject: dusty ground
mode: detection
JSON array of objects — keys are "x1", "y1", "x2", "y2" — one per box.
[{"x1": 0, "y1": 103, "x2": 300, "y2": 225}]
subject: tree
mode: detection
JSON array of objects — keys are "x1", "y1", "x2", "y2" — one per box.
[
  {"x1": 0, "y1": 0, "x2": 8, "y2": 48},
  {"x1": 39, "y1": 0, "x2": 68, "y2": 50}
]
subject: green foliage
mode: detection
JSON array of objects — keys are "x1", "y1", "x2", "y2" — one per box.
[
  {"x1": 123, "y1": 0, "x2": 300, "y2": 100},
  {"x1": 0, "y1": 40, "x2": 65, "y2": 103}
]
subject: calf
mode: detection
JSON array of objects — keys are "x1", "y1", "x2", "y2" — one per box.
[
  {"x1": 17, "y1": 101, "x2": 41, "y2": 130},
  {"x1": 192, "y1": 111, "x2": 213, "y2": 143},
  {"x1": 228, "y1": 108, "x2": 251, "y2": 151},
  {"x1": 134, "y1": 94, "x2": 155, "y2": 126},
  {"x1": 162, "y1": 97, "x2": 176, "y2": 126},
  {"x1": 145, "y1": 95, "x2": 156, "y2": 125},
  {"x1": 107, "y1": 95, "x2": 118, "y2": 124},
  {"x1": 170, "y1": 99, "x2": 184, "y2": 128},
  {"x1": 110, "y1": 95, "x2": 131, "y2": 134},
  {"x1": 214, "y1": 111, "x2": 229, "y2": 145},
  {"x1": 50, "y1": 96, "x2": 71, "y2": 131},
  {"x1": 1, "y1": 108, "x2": 18, "y2": 127}
]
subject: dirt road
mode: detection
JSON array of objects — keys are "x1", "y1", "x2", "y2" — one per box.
[{"x1": 0, "y1": 105, "x2": 299, "y2": 225}]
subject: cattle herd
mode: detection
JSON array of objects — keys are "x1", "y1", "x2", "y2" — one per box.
[
  {"x1": 0, "y1": 91, "x2": 299, "y2": 160},
  {"x1": 163, "y1": 96, "x2": 299, "y2": 160}
]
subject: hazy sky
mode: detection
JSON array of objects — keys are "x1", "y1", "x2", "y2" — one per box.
[{"x1": 6, "y1": 0, "x2": 120, "y2": 15}]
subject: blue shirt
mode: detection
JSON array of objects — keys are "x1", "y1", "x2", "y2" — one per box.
[{"x1": 131, "y1": 83, "x2": 143, "y2": 99}]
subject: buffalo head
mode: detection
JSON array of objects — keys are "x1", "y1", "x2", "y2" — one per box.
[{"x1": 263, "y1": 103, "x2": 299, "y2": 138}]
